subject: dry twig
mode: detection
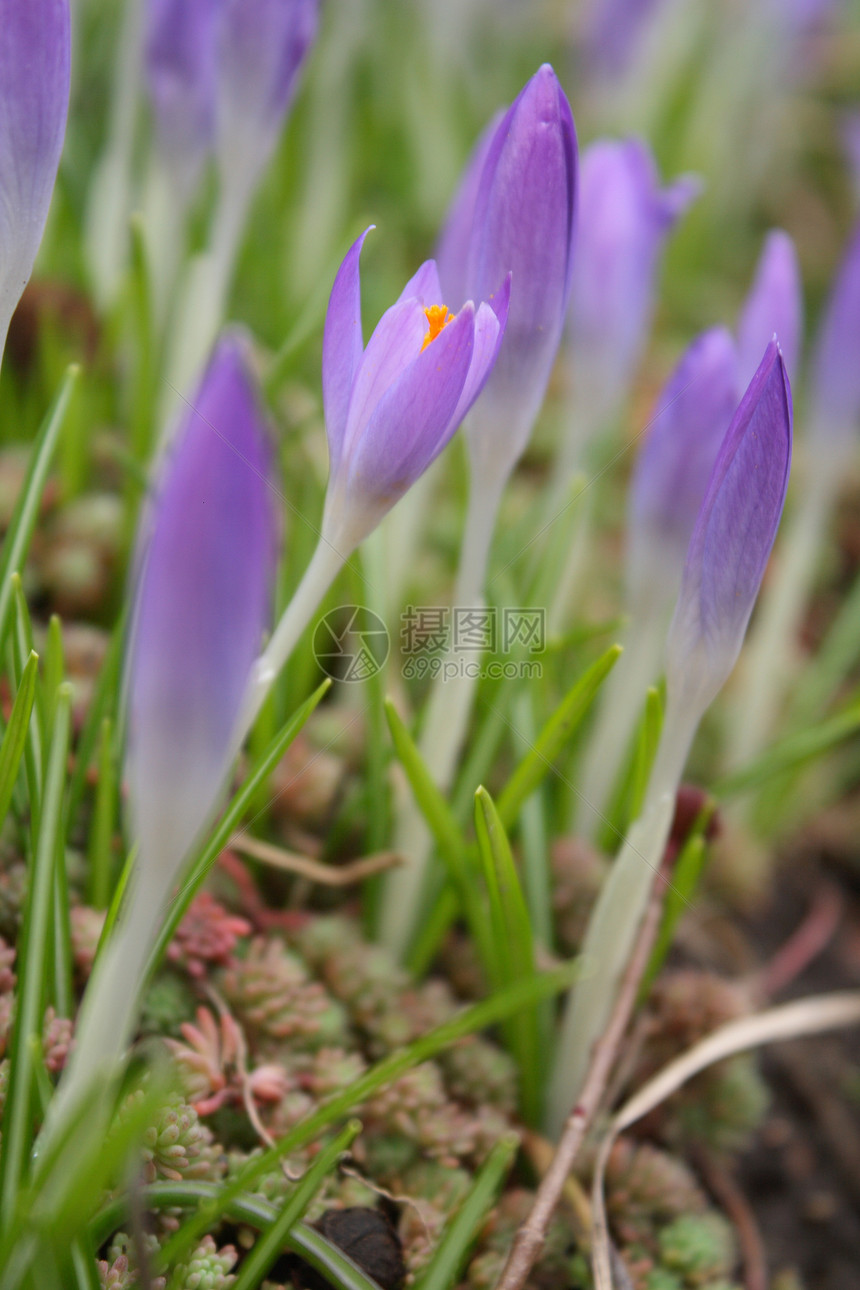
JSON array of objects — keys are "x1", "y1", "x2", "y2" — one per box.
[
  {"x1": 228, "y1": 832, "x2": 403, "y2": 885},
  {"x1": 494, "y1": 880, "x2": 666, "y2": 1290}
]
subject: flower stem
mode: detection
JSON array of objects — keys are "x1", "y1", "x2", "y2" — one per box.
[
  {"x1": 546, "y1": 687, "x2": 698, "y2": 1136},
  {"x1": 576, "y1": 608, "x2": 666, "y2": 840},
  {"x1": 240, "y1": 536, "x2": 345, "y2": 742},
  {"x1": 378, "y1": 465, "x2": 507, "y2": 959}
]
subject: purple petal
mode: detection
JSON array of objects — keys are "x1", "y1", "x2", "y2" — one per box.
[
  {"x1": 667, "y1": 341, "x2": 792, "y2": 705},
  {"x1": 0, "y1": 0, "x2": 70, "y2": 349},
  {"x1": 581, "y1": 0, "x2": 668, "y2": 79},
  {"x1": 436, "y1": 109, "x2": 505, "y2": 310},
  {"x1": 450, "y1": 276, "x2": 510, "y2": 430},
  {"x1": 322, "y1": 226, "x2": 371, "y2": 478},
  {"x1": 145, "y1": 0, "x2": 220, "y2": 183},
  {"x1": 569, "y1": 137, "x2": 699, "y2": 403},
  {"x1": 810, "y1": 217, "x2": 860, "y2": 446},
  {"x1": 216, "y1": 0, "x2": 318, "y2": 176},
  {"x1": 347, "y1": 305, "x2": 476, "y2": 503},
  {"x1": 629, "y1": 327, "x2": 739, "y2": 608},
  {"x1": 342, "y1": 296, "x2": 430, "y2": 457},
  {"x1": 737, "y1": 230, "x2": 803, "y2": 391},
  {"x1": 127, "y1": 333, "x2": 276, "y2": 865},
  {"x1": 468, "y1": 66, "x2": 577, "y2": 379},
  {"x1": 399, "y1": 258, "x2": 444, "y2": 306}
]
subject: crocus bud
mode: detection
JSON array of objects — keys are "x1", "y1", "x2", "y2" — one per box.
[
  {"x1": 215, "y1": 0, "x2": 319, "y2": 201},
  {"x1": 666, "y1": 340, "x2": 792, "y2": 717},
  {"x1": 321, "y1": 228, "x2": 509, "y2": 553},
  {"x1": 0, "y1": 0, "x2": 70, "y2": 360},
  {"x1": 437, "y1": 64, "x2": 577, "y2": 483},
  {"x1": 127, "y1": 332, "x2": 276, "y2": 880},
  {"x1": 568, "y1": 138, "x2": 699, "y2": 430},
  {"x1": 145, "y1": 0, "x2": 220, "y2": 202},
  {"x1": 808, "y1": 218, "x2": 860, "y2": 455},
  {"x1": 628, "y1": 327, "x2": 739, "y2": 620},
  {"x1": 737, "y1": 229, "x2": 802, "y2": 391}
]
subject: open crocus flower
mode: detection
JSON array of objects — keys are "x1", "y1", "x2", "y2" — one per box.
[
  {"x1": 0, "y1": 0, "x2": 71, "y2": 363},
  {"x1": 321, "y1": 227, "x2": 510, "y2": 553},
  {"x1": 244, "y1": 228, "x2": 508, "y2": 724}
]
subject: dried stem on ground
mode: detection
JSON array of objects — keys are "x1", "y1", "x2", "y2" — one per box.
[
  {"x1": 493, "y1": 879, "x2": 666, "y2": 1290},
  {"x1": 228, "y1": 833, "x2": 403, "y2": 885}
]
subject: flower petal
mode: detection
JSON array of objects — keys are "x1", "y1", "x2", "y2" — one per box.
[
  {"x1": 628, "y1": 327, "x2": 739, "y2": 614},
  {"x1": 450, "y1": 275, "x2": 510, "y2": 431},
  {"x1": 667, "y1": 340, "x2": 792, "y2": 710},
  {"x1": 737, "y1": 229, "x2": 803, "y2": 391},
  {"x1": 810, "y1": 217, "x2": 860, "y2": 447},
  {"x1": 127, "y1": 333, "x2": 276, "y2": 868},
  {"x1": 146, "y1": 0, "x2": 220, "y2": 183},
  {"x1": 398, "y1": 258, "x2": 444, "y2": 306},
  {"x1": 322, "y1": 226, "x2": 372, "y2": 477},
  {"x1": 0, "y1": 0, "x2": 70, "y2": 354},
  {"x1": 341, "y1": 296, "x2": 429, "y2": 458},
  {"x1": 347, "y1": 304, "x2": 476, "y2": 504},
  {"x1": 436, "y1": 109, "x2": 505, "y2": 310}
]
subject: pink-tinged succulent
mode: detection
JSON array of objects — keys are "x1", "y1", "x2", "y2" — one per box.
[
  {"x1": 321, "y1": 229, "x2": 509, "y2": 552},
  {"x1": 166, "y1": 890, "x2": 251, "y2": 979},
  {"x1": 0, "y1": 0, "x2": 71, "y2": 360}
]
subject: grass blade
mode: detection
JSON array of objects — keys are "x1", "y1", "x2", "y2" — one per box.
[
  {"x1": 0, "y1": 685, "x2": 72, "y2": 1220},
  {"x1": 474, "y1": 787, "x2": 541, "y2": 1125},
  {"x1": 713, "y1": 694, "x2": 860, "y2": 798},
  {"x1": 229, "y1": 1121, "x2": 361, "y2": 1290},
  {"x1": 86, "y1": 718, "x2": 118, "y2": 909},
  {"x1": 0, "y1": 650, "x2": 39, "y2": 828},
  {"x1": 496, "y1": 644, "x2": 622, "y2": 829},
  {"x1": 0, "y1": 367, "x2": 79, "y2": 655},
  {"x1": 413, "y1": 1134, "x2": 519, "y2": 1290},
  {"x1": 91, "y1": 1184, "x2": 383, "y2": 1290}
]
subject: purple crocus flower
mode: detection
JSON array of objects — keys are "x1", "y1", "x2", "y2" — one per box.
[
  {"x1": 127, "y1": 332, "x2": 276, "y2": 875},
  {"x1": 581, "y1": 0, "x2": 669, "y2": 78},
  {"x1": 568, "y1": 138, "x2": 699, "y2": 430},
  {"x1": 0, "y1": 0, "x2": 70, "y2": 359},
  {"x1": 436, "y1": 64, "x2": 577, "y2": 481},
  {"x1": 145, "y1": 0, "x2": 220, "y2": 200},
  {"x1": 809, "y1": 218, "x2": 860, "y2": 453},
  {"x1": 321, "y1": 228, "x2": 509, "y2": 552},
  {"x1": 737, "y1": 229, "x2": 802, "y2": 391},
  {"x1": 666, "y1": 340, "x2": 792, "y2": 714},
  {"x1": 628, "y1": 326, "x2": 739, "y2": 618},
  {"x1": 216, "y1": 0, "x2": 319, "y2": 200}
]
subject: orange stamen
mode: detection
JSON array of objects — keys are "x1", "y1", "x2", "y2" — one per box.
[{"x1": 421, "y1": 304, "x2": 454, "y2": 351}]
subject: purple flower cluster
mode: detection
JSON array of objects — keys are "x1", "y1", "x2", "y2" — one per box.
[{"x1": 145, "y1": 0, "x2": 319, "y2": 199}]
